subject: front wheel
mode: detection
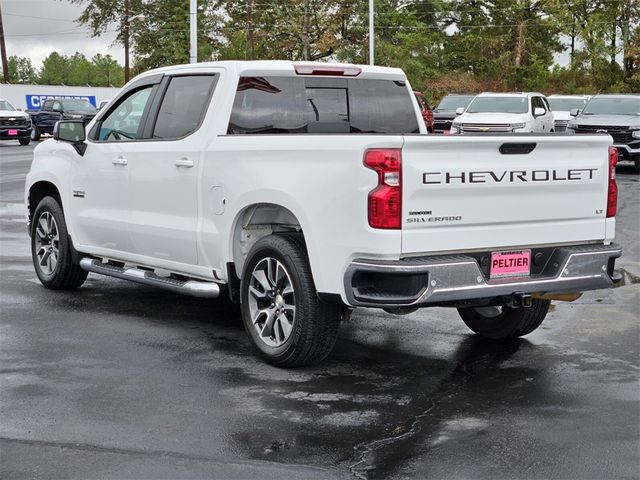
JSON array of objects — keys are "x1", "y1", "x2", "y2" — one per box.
[
  {"x1": 30, "y1": 126, "x2": 41, "y2": 141},
  {"x1": 19, "y1": 137, "x2": 31, "y2": 146},
  {"x1": 240, "y1": 233, "x2": 341, "y2": 367},
  {"x1": 633, "y1": 155, "x2": 640, "y2": 175},
  {"x1": 457, "y1": 299, "x2": 551, "y2": 339},
  {"x1": 31, "y1": 196, "x2": 88, "y2": 289}
]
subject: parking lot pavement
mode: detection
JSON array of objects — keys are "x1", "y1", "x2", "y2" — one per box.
[{"x1": 1, "y1": 141, "x2": 638, "y2": 479}]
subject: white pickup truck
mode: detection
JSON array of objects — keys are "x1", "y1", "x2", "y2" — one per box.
[{"x1": 25, "y1": 61, "x2": 622, "y2": 367}]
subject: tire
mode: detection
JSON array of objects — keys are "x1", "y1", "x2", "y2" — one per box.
[
  {"x1": 240, "y1": 233, "x2": 341, "y2": 367},
  {"x1": 19, "y1": 137, "x2": 31, "y2": 146},
  {"x1": 30, "y1": 126, "x2": 41, "y2": 141},
  {"x1": 457, "y1": 299, "x2": 551, "y2": 340},
  {"x1": 633, "y1": 155, "x2": 640, "y2": 175},
  {"x1": 31, "y1": 196, "x2": 88, "y2": 290}
]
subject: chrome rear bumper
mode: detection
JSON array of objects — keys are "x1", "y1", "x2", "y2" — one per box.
[{"x1": 344, "y1": 243, "x2": 622, "y2": 308}]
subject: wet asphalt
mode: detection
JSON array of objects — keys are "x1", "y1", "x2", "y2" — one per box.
[{"x1": 1, "y1": 141, "x2": 639, "y2": 480}]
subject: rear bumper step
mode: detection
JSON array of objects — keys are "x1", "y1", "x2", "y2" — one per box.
[
  {"x1": 80, "y1": 258, "x2": 220, "y2": 298},
  {"x1": 344, "y1": 243, "x2": 622, "y2": 308}
]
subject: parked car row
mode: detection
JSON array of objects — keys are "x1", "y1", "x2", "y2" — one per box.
[{"x1": 415, "y1": 91, "x2": 639, "y2": 173}]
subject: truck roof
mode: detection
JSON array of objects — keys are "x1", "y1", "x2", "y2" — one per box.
[
  {"x1": 136, "y1": 60, "x2": 408, "y2": 82},
  {"x1": 477, "y1": 92, "x2": 545, "y2": 98},
  {"x1": 548, "y1": 94, "x2": 591, "y2": 99}
]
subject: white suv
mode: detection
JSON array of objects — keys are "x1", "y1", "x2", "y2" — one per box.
[
  {"x1": 451, "y1": 92, "x2": 555, "y2": 134},
  {"x1": 547, "y1": 94, "x2": 590, "y2": 132}
]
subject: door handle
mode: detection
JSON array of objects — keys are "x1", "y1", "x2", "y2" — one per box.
[
  {"x1": 175, "y1": 157, "x2": 194, "y2": 168},
  {"x1": 112, "y1": 157, "x2": 128, "y2": 166}
]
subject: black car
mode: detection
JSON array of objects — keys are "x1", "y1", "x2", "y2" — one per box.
[
  {"x1": 432, "y1": 94, "x2": 476, "y2": 134},
  {"x1": 29, "y1": 99, "x2": 98, "y2": 141}
]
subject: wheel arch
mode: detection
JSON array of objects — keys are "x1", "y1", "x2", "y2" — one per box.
[
  {"x1": 229, "y1": 203, "x2": 305, "y2": 279},
  {"x1": 28, "y1": 181, "x2": 62, "y2": 228}
]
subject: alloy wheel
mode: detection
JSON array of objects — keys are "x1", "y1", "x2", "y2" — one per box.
[
  {"x1": 35, "y1": 212, "x2": 60, "y2": 275},
  {"x1": 247, "y1": 257, "x2": 296, "y2": 347}
]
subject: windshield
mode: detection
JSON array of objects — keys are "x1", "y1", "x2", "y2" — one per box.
[
  {"x1": 62, "y1": 100, "x2": 97, "y2": 112},
  {"x1": 0, "y1": 100, "x2": 16, "y2": 111},
  {"x1": 436, "y1": 95, "x2": 474, "y2": 111},
  {"x1": 466, "y1": 96, "x2": 528, "y2": 114},
  {"x1": 582, "y1": 97, "x2": 640, "y2": 115},
  {"x1": 548, "y1": 97, "x2": 588, "y2": 111}
]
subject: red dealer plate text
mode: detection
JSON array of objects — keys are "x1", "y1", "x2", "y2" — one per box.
[
  {"x1": 490, "y1": 250, "x2": 531, "y2": 278},
  {"x1": 8, "y1": 129, "x2": 18, "y2": 136}
]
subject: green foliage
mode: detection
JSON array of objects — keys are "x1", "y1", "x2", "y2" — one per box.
[
  {"x1": 35, "y1": 52, "x2": 124, "y2": 86},
  {"x1": 5, "y1": 0, "x2": 638, "y2": 92},
  {"x1": 38, "y1": 52, "x2": 69, "y2": 85},
  {"x1": 6, "y1": 56, "x2": 37, "y2": 84},
  {"x1": 132, "y1": 0, "x2": 221, "y2": 71}
]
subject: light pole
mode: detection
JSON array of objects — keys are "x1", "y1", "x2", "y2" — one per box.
[
  {"x1": 189, "y1": 0, "x2": 197, "y2": 63},
  {"x1": 122, "y1": 2, "x2": 145, "y2": 83},
  {"x1": 369, "y1": 0, "x2": 374, "y2": 65}
]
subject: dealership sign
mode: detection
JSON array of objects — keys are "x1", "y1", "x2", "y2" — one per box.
[{"x1": 26, "y1": 94, "x2": 97, "y2": 110}]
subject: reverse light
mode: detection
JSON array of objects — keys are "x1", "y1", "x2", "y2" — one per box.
[
  {"x1": 294, "y1": 64, "x2": 362, "y2": 76},
  {"x1": 364, "y1": 149, "x2": 402, "y2": 229},
  {"x1": 607, "y1": 146, "x2": 618, "y2": 218}
]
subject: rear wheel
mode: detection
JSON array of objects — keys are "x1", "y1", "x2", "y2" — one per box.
[
  {"x1": 457, "y1": 299, "x2": 551, "y2": 339},
  {"x1": 31, "y1": 196, "x2": 88, "y2": 289},
  {"x1": 19, "y1": 137, "x2": 31, "y2": 146},
  {"x1": 240, "y1": 233, "x2": 341, "y2": 367}
]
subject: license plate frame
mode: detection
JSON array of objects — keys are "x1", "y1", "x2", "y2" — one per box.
[
  {"x1": 7, "y1": 129, "x2": 18, "y2": 136},
  {"x1": 490, "y1": 249, "x2": 531, "y2": 279}
]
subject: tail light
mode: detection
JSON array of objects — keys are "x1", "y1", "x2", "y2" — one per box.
[
  {"x1": 364, "y1": 149, "x2": 402, "y2": 229},
  {"x1": 607, "y1": 146, "x2": 618, "y2": 218}
]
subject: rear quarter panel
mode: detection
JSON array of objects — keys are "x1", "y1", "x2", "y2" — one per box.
[{"x1": 199, "y1": 135, "x2": 405, "y2": 296}]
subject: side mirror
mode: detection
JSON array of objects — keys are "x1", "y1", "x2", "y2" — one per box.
[
  {"x1": 570, "y1": 108, "x2": 580, "y2": 117},
  {"x1": 534, "y1": 107, "x2": 546, "y2": 117},
  {"x1": 53, "y1": 121, "x2": 87, "y2": 155},
  {"x1": 455, "y1": 107, "x2": 465, "y2": 115}
]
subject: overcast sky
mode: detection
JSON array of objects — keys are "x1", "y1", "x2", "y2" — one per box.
[
  {"x1": 2, "y1": 0, "x2": 572, "y2": 69},
  {"x1": 2, "y1": 0, "x2": 123, "y2": 68}
]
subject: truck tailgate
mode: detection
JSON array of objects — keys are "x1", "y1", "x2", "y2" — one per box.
[{"x1": 401, "y1": 135, "x2": 612, "y2": 255}]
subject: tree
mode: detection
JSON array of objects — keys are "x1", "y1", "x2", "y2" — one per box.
[
  {"x1": 91, "y1": 53, "x2": 124, "y2": 86},
  {"x1": 217, "y1": 0, "x2": 343, "y2": 62},
  {"x1": 67, "y1": 0, "x2": 144, "y2": 82},
  {"x1": 132, "y1": 0, "x2": 221, "y2": 71},
  {"x1": 38, "y1": 52, "x2": 69, "y2": 85},
  {"x1": 67, "y1": 52, "x2": 95, "y2": 86},
  {"x1": 7, "y1": 56, "x2": 37, "y2": 84}
]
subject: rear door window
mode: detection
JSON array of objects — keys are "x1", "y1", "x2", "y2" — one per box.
[
  {"x1": 152, "y1": 75, "x2": 217, "y2": 139},
  {"x1": 228, "y1": 76, "x2": 419, "y2": 134}
]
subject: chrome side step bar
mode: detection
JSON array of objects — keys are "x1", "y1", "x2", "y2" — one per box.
[{"x1": 79, "y1": 258, "x2": 220, "y2": 298}]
